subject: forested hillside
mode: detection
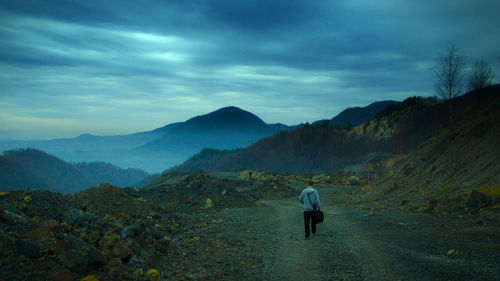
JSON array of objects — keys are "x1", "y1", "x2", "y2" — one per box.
[
  {"x1": 173, "y1": 86, "x2": 497, "y2": 173},
  {"x1": 330, "y1": 100, "x2": 400, "y2": 126},
  {"x1": 0, "y1": 148, "x2": 149, "y2": 194}
]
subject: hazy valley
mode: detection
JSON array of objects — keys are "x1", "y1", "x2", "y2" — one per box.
[{"x1": 0, "y1": 107, "x2": 295, "y2": 174}]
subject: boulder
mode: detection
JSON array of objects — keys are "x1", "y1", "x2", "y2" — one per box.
[
  {"x1": 14, "y1": 239, "x2": 42, "y2": 258},
  {"x1": 157, "y1": 237, "x2": 172, "y2": 253},
  {"x1": 64, "y1": 209, "x2": 85, "y2": 225},
  {"x1": 56, "y1": 247, "x2": 103, "y2": 275},
  {"x1": 47, "y1": 238, "x2": 71, "y2": 254},
  {"x1": 0, "y1": 206, "x2": 12, "y2": 223},
  {"x1": 143, "y1": 225, "x2": 163, "y2": 240},
  {"x1": 24, "y1": 219, "x2": 61, "y2": 242},
  {"x1": 99, "y1": 233, "x2": 121, "y2": 250},
  {"x1": 3, "y1": 208, "x2": 28, "y2": 223},
  {"x1": 112, "y1": 243, "x2": 134, "y2": 263},
  {"x1": 128, "y1": 255, "x2": 142, "y2": 268},
  {"x1": 51, "y1": 268, "x2": 74, "y2": 281},
  {"x1": 121, "y1": 221, "x2": 145, "y2": 239}
]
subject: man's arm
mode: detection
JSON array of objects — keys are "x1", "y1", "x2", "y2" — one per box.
[{"x1": 299, "y1": 190, "x2": 304, "y2": 203}]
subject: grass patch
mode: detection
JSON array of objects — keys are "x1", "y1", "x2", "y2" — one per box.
[{"x1": 438, "y1": 185, "x2": 452, "y2": 194}]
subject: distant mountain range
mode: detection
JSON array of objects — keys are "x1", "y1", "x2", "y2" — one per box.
[
  {"x1": 0, "y1": 102, "x2": 399, "y2": 173},
  {"x1": 172, "y1": 87, "x2": 499, "y2": 173},
  {"x1": 0, "y1": 148, "x2": 149, "y2": 194},
  {"x1": 0, "y1": 107, "x2": 295, "y2": 173}
]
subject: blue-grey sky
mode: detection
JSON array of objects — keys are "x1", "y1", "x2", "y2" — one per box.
[{"x1": 1, "y1": 0, "x2": 499, "y2": 139}]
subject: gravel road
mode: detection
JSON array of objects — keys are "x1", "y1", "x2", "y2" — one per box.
[{"x1": 221, "y1": 185, "x2": 500, "y2": 281}]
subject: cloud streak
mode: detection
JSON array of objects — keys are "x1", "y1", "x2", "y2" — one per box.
[{"x1": 0, "y1": 1, "x2": 499, "y2": 139}]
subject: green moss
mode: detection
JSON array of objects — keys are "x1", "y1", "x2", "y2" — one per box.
[
  {"x1": 146, "y1": 269, "x2": 160, "y2": 281},
  {"x1": 438, "y1": 185, "x2": 452, "y2": 194}
]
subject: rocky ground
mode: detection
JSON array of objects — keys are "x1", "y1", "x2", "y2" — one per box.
[
  {"x1": 1, "y1": 171, "x2": 499, "y2": 280},
  {"x1": 0, "y1": 172, "x2": 296, "y2": 281}
]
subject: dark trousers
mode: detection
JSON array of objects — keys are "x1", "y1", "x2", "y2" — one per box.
[{"x1": 304, "y1": 211, "x2": 317, "y2": 237}]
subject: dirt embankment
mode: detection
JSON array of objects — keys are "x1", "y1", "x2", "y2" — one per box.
[{"x1": 357, "y1": 90, "x2": 500, "y2": 223}]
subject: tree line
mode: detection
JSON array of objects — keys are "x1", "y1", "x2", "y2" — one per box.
[{"x1": 434, "y1": 44, "x2": 495, "y2": 122}]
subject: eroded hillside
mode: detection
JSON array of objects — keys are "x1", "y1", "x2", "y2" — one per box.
[{"x1": 359, "y1": 86, "x2": 500, "y2": 216}]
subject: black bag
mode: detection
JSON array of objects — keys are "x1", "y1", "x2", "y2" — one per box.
[{"x1": 316, "y1": 210, "x2": 324, "y2": 223}]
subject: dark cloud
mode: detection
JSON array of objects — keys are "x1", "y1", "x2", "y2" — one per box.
[
  {"x1": 1, "y1": 0, "x2": 120, "y2": 25},
  {"x1": 202, "y1": 0, "x2": 324, "y2": 31},
  {"x1": 0, "y1": 1, "x2": 499, "y2": 138}
]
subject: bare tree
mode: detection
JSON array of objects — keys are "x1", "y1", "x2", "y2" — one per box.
[
  {"x1": 434, "y1": 44, "x2": 465, "y2": 122},
  {"x1": 468, "y1": 59, "x2": 494, "y2": 93}
]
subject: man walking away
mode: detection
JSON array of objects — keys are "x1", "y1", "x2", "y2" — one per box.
[{"x1": 299, "y1": 181, "x2": 321, "y2": 239}]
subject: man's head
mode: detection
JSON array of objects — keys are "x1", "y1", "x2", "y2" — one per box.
[{"x1": 308, "y1": 181, "x2": 313, "y2": 188}]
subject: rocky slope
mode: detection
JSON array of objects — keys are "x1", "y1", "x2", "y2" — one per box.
[
  {"x1": 0, "y1": 172, "x2": 295, "y2": 281},
  {"x1": 355, "y1": 85, "x2": 500, "y2": 217}
]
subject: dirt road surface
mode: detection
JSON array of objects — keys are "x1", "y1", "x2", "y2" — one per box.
[{"x1": 222, "y1": 185, "x2": 500, "y2": 281}]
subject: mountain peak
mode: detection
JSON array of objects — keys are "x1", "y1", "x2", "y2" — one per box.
[
  {"x1": 140, "y1": 106, "x2": 291, "y2": 155},
  {"x1": 214, "y1": 106, "x2": 244, "y2": 112},
  {"x1": 76, "y1": 133, "x2": 96, "y2": 139},
  {"x1": 206, "y1": 106, "x2": 261, "y2": 120},
  {"x1": 181, "y1": 106, "x2": 267, "y2": 131}
]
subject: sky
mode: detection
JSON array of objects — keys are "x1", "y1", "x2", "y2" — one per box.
[{"x1": 1, "y1": 0, "x2": 499, "y2": 140}]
